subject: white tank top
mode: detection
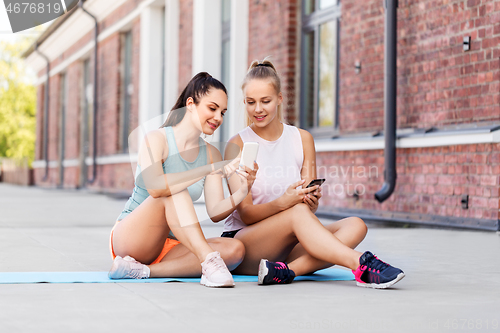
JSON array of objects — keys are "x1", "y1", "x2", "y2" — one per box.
[{"x1": 223, "y1": 124, "x2": 304, "y2": 232}]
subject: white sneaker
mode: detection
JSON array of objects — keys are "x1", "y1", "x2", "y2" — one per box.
[
  {"x1": 200, "y1": 252, "x2": 235, "y2": 288},
  {"x1": 108, "y1": 255, "x2": 150, "y2": 279}
]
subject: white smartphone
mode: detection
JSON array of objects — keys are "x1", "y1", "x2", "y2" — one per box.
[{"x1": 239, "y1": 142, "x2": 259, "y2": 170}]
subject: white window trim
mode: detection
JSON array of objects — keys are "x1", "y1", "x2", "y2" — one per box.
[
  {"x1": 139, "y1": 4, "x2": 165, "y2": 150},
  {"x1": 191, "y1": 0, "x2": 222, "y2": 142},
  {"x1": 315, "y1": 129, "x2": 500, "y2": 152},
  {"x1": 32, "y1": 129, "x2": 500, "y2": 168},
  {"x1": 164, "y1": 0, "x2": 179, "y2": 117},
  {"x1": 227, "y1": 0, "x2": 248, "y2": 138},
  {"x1": 191, "y1": 0, "x2": 248, "y2": 142},
  {"x1": 32, "y1": 154, "x2": 138, "y2": 169},
  {"x1": 27, "y1": 0, "x2": 160, "y2": 84}
]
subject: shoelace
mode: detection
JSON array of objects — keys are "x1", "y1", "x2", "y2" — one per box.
[
  {"x1": 123, "y1": 259, "x2": 145, "y2": 279},
  {"x1": 271, "y1": 262, "x2": 293, "y2": 283},
  {"x1": 203, "y1": 255, "x2": 227, "y2": 275},
  {"x1": 366, "y1": 255, "x2": 389, "y2": 273}
]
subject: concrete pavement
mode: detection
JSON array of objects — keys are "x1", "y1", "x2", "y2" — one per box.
[{"x1": 0, "y1": 183, "x2": 499, "y2": 333}]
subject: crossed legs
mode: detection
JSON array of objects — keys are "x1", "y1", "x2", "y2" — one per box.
[
  {"x1": 232, "y1": 203, "x2": 367, "y2": 276},
  {"x1": 112, "y1": 189, "x2": 245, "y2": 278}
]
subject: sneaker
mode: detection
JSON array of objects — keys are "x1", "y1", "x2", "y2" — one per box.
[
  {"x1": 352, "y1": 251, "x2": 405, "y2": 289},
  {"x1": 200, "y1": 252, "x2": 235, "y2": 288},
  {"x1": 108, "y1": 255, "x2": 150, "y2": 279},
  {"x1": 258, "y1": 259, "x2": 296, "y2": 285}
]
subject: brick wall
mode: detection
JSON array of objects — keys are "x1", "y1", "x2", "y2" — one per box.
[
  {"x1": 97, "y1": 33, "x2": 120, "y2": 157},
  {"x1": 130, "y1": 18, "x2": 141, "y2": 152},
  {"x1": 340, "y1": 0, "x2": 500, "y2": 134},
  {"x1": 35, "y1": 84, "x2": 45, "y2": 161},
  {"x1": 178, "y1": 0, "x2": 193, "y2": 94},
  {"x1": 98, "y1": 163, "x2": 135, "y2": 193},
  {"x1": 317, "y1": 143, "x2": 500, "y2": 223},
  {"x1": 248, "y1": 0, "x2": 299, "y2": 125},
  {"x1": 33, "y1": 0, "x2": 143, "y2": 191},
  {"x1": 65, "y1": 62, "x2": 81, "y2": 161}
]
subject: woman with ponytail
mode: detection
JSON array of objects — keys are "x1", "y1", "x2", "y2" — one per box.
[
  {"x1": 108, "y1": 72, "x2": 258, "y2": 287},
  {"x1": 223, "y1": 59, "x2": 405, "y2": 289}
]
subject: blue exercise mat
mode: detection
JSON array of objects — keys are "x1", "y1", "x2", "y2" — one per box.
[{"x1": 0, "y1": 268, "x2": 353, "y2": 284}]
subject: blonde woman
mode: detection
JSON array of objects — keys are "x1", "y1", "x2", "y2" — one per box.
[
  {"x1": 108, "y1": 73, "x2": 257, "y2": 287},
  {"x1": 222, "y1": 60, "x2": 404, "y2": 289}
]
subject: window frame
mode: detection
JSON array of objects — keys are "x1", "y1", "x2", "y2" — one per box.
[
  {"x1": 119, "y1": 30, "x2": 133, "y2": 154},
  {"x1": 219, "y1": 0, "x2": 231, "y2": 143},
  {"x1": 82, "y1": 58, "x2": 93, "y2": 159},
  {"x1": 58, "y1": 72, "x2": 67, "y2": 187},
  {"x1": 300, "y1": 1, "x2": 341, "y2": 138}
]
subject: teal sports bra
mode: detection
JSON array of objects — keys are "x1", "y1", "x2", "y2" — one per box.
[{"x1": 117, "y1": 126, "x2": 208, "y2": 222}]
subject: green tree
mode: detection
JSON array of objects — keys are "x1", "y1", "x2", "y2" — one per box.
[{"x1": 0, "y1": 37, "x2": 37, "y2": 166}]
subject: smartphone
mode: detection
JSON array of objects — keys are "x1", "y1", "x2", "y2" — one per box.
[
  {"x1": 239, "y1": 142, "x2": 259, "y2": 170},
  {"x1": 306, "y1": 178, "x2": 325, "y2": 188}
]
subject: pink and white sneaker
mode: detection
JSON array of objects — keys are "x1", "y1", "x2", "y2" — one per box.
[
  {"x1": 108, "y1": 255, "x2": 150, "y2": 279},
  {"x1": 200, "y1": 251, "x2": 235, "y2": 288}
]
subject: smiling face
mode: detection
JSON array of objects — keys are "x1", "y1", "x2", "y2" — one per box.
[
  {"x1": 243, "y1": 78, "x2": 283, "y2": 128},
  {"x1": 187, "y1": 88, "x2": 227, "y2": 135}
]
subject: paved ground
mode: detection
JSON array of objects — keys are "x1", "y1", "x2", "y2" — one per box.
[{"x1": 0, "y1": 183, "x2": 499, "y2": 333}]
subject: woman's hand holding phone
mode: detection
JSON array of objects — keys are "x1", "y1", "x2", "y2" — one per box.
[
  {"x1": 209, "y1": 157, "x2": 240, "y2": 178},
  {"x1": 303, "y1": 185, "x2": 322, "y2": 213},
  {"x1": 278, "y1": 179, "x2": 320, "y2": 211},
  {"x1": 235, "y1": 162, "x2": 258, "y2": 193}
]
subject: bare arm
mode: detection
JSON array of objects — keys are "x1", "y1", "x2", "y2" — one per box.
[
  {"x1": 137, "y1": 130, "x2": 233, "y2": 198},
  {"x1": 299, "y1": 129, "x2": 322, "y2": 213},
  {"x1": 229, "y1": 128, "x2": 318, "y2": 225},
  {"x1": 226, "y1": 131, "x2": 319, "y2": 225},
  {"x1": 204, "y1": 143, "x2": 258, "y2": 222}
]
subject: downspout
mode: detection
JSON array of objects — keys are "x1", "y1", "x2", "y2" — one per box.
[
  {"x1": 375, "y1": 0, "x2": 398, "y2": 203},
  {"x1": 79, "y1": 0, "x2": 98, "y2": 184},
  {"x1": 35, "y1": 42, "x2": 50, "y2": 182}
]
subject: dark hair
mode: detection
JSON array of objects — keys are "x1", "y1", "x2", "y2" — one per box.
[{"x1": 161, "y1": 72, "x2": 227, "y2": 127}]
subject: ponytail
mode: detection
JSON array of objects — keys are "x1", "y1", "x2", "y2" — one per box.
[
  {"x1": 161, "y1": 72, "x2": 227, "y2": 127},
  {"x1": 241, "y1": 57, "x2": 283, "y2": 127}
]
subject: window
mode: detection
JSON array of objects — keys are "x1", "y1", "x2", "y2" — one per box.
[
  {"x1": 300, "y1": 0, "x2": 340, "y2": 136},
  {"x1": 119, "y1": 31, "x2": 133, "y2": 153},
  {"x1": 219, "y1": 0, "x2": 231, "y2": 143},
  {"x1": 83, "y1": 58, "x2": 93, "y2": 159},
  {"x1": 160, "y1": 6, "x2": 166, "y2": 118},
  {"x1": 58, "y1": 73, "x2": 67, "y2": 187},
  {"x1": 38, "y1": 84, "x2": 46, "y2": 160}
]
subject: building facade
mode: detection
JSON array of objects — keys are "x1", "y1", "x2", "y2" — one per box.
[{"x1": 25, "y1": 0, "x2": 500, "y2": 230}]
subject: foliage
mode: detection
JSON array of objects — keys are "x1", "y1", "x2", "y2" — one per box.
[{"x1": 0, "y1": 37, "x2": 37, "y2": 166}]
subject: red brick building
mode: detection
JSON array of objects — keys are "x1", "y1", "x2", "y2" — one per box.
[{"x1": 25, "y1": 0, "x2": 499, "y2": 230}]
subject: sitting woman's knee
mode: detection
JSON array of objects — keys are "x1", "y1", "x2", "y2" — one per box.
[
  {"x1": 351, "y1": 217, "x2": 368, "y2": 236},
  {"x1": 219, "y1": 238, "x2": 245, "y2": 269},
  {"x1": 289, "y1": 202, "x2": 312, "y2": 215}
]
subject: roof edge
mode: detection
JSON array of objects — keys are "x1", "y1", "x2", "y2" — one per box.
[{"x1": 21, "y1": 5, "x2": 80, "y2": 59}]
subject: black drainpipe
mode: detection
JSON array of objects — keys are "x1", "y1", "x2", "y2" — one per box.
[
  {"x1": 79, "y1": 0, "x2": 98, "y2": 184},
  {"x1": 35, "y1": 42, "x2": 50, "y2": 182},
  {"x1": 375, "y1": 0, "x2": 398, "y2": 203}
]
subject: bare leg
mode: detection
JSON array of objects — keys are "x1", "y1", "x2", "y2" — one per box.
[
  {"x1": 232, "y1": 203, "x2": 363, "y2": 275},
  {"x1": 149, "y1": 237, "x2": 245, "y2": 278},
  {"x1": 285, "y1": 217, "x2": 367, "y2": 275},
  {"x1": 112, "y1": 190, "x2": 243, "y2": 275}
]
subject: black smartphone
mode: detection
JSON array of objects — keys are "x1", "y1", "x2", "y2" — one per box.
[{"x1": 306, "y1": 178, "x2": 325, "y2": 188}]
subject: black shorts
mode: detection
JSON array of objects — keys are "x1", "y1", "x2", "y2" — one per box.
[{"x1": 220, "y1": 229, "x2": 242, "y2": 238}]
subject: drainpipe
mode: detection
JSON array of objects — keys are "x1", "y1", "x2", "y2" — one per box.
[
  {"x1": 79, "y1": 0, "x2": 98, "y2": 184},
  {"x1": 375, "y1": 0, "x2": 398, "y2": 203},
  {"x1": 35, "y1": 42, "x2": 50, "y2": 182}
]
